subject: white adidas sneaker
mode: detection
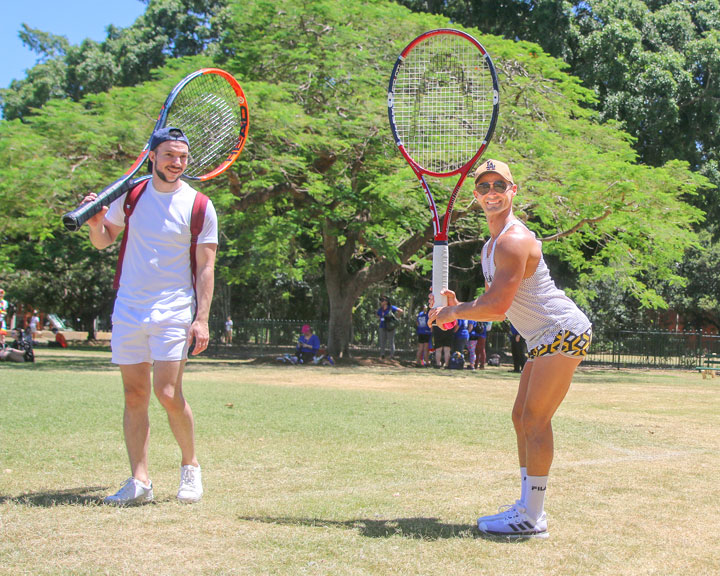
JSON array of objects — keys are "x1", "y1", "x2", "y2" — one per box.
[
  {"x1": 477, "y1": 500, "x2": 523, "y2": 524},
  {"x1": 477, "y1": 503, "x2": 548, "y2": 538}
]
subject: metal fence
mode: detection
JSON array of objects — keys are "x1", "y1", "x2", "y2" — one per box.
[
  {"x1": 584, "y1": 330, "x2": 720, "y2": 369},
  {"x1": 210, "y1": 319, "x2": 720, "y2": 369}
]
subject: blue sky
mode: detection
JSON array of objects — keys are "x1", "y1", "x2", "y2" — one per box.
[{"x1": 0, "y1": 0, "x2": 147, "y2": 89}]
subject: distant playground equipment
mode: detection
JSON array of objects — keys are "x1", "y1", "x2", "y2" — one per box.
[{"x1": 48, "y1": 314, "x2": 68, "y2": 331}]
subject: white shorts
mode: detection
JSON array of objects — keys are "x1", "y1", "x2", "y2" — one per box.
[{"x1": 111, "y1": 305, "x2": 193, "y2": 365}]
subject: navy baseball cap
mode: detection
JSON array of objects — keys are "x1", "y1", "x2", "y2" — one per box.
[{"x1": 149, "y1": 126, "x2": 190, "y2": 151}]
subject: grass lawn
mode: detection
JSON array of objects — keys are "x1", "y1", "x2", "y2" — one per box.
[{"x1": 1, "y1": 349, "x2": 718, "y2": 575}]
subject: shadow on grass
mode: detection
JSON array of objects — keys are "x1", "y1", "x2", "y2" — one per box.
[
  {"x1": 238, "y1": 515, "x2": 522, "y2": 542},
  {"x1": 12, "y1": 355, "x2": 117, "y2": 372},
  {"x1": 2, "y1": 354, "x2": 257, "y2": 373},
  {"x1": 1, "y1": 486, "x2": 182, "y2": 507},
  {"x1": 0, "y1": 486, "x2": 109, "y2": 506}
]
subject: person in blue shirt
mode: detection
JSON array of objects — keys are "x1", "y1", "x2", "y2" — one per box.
[
  {"x1": 468, "y1": 321, "x2": 489, "y2": 369},
  {"x1": 377, "y1": 296, "x2": 404, "y2": 359},
  {"x1": 415, "y1": 305, "x2": 432, "y2": 366},
  {"x1": 296, "y1": 324, "x2": 320, "y2": 364},
  {"x1": 452, "y1": 319, "x2": 470, "y2": 358},
  {"x1": 464, "y1": 320, "x2": 477, "y2": 369}
]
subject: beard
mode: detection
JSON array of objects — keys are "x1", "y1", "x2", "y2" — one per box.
[{"x1": 154, "y1": 165, "x2": 183, "y2": 184}]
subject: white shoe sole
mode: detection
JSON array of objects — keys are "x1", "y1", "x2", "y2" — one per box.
[
  {"x1": 177, "y1": 493, "x2": 203, "y2": 504},
  {"x1": 477, "y1": 520, "x2": 549, "y2": 539},
  {"x1": 480, "y1": 529, "x2": 549, "y2": 539},
  {"x1": 104, "y1": 495, "x2": 153, "y2": 506}
]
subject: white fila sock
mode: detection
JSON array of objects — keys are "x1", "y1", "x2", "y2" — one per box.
[
  {"x1": 520, "y1": 467, "x2": 528, "y2": 505},
  {"x1": 525, "y1": 475, "x2": 548, "y2": 521}
]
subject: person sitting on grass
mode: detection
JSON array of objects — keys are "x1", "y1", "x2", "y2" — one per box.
[
  {"x1": 0, "y1": 345, "x2": 26, "y2": 362},
  {"x1": 0, "y1": 329, "x2": 34, "y2": 363},
  {"x1": 296, "y1": 324, "x2": 320, "y2": 364},
  {"x1": 48, "y1": 328, "x2": 68, "y2": 349}
]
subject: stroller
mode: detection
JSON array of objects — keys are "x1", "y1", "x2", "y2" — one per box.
[{"x1": 12, "y1": 329, "x2": 35, "y2": 363}]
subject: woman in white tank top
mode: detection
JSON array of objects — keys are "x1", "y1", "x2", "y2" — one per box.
[{"x1": 429, "y1": 159, "x2": 591, "y2": 539}]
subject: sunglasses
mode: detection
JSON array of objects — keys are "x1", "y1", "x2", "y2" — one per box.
[{"x1": 474, "y1": 180, "x2": 511, "y2": 195}]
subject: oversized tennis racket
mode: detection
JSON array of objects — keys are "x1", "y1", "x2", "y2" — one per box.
[
  {"x1": 388, "y1": 29, "x2": 499, "y2": 317},
  {"x1": 62, "y1": 67, "x2": 249, "y2": 231}
]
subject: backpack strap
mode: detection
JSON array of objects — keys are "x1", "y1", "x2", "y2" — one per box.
[
  {"x1": 189, "y1": 192, "x2": 210, "y2": 294},
  {"x1": 112, "y1": 180, "x2": 150, "y2": 290}
]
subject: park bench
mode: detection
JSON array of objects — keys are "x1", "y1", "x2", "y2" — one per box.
[{"x1": 695, "y1": 354, "x2": 720, "y2": 379}]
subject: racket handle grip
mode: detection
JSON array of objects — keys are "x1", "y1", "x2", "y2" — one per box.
[
  {"x1": 62, "y1": 176, "x2": 149, "y2": 231},
  {"x1": 432, "y1": 242, "x2": 458, "y2": 330},
  {"x1": 432, "y1": 242, "x2": 449, "y2": 307}
]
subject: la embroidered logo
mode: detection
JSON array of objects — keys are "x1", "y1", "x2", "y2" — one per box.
[{"x1": 486, "y1": 160, "x2": 496, "y2": 171}]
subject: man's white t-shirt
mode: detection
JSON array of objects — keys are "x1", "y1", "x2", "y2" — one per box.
[{"x1": 106, "y1": 180, "x2": 218, "y2": 312}]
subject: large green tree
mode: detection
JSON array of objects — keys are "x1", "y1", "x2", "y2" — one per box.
[
  {"x1": 212, "y1": 0, "x2": 705, "y2": 354},
  {"x1": 0, "y1": 0, "x2": 708, "y2": 354},
  {"x1": 6, "y1": 235, "x2": 117, "y2": 340},
  {"x1": 400, "y1": 0, "x2": 720, "y2": 329},
  {"x1": 669, "y1": 226, "x2": 720, "y2": 331},
  {"x1": 400, "y1": 0, "x2": 720, "y2": 172}
]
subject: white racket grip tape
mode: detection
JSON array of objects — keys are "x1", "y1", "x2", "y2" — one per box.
[{"x1": 432, "y1": 243, "x2": 449, "y2": 307}]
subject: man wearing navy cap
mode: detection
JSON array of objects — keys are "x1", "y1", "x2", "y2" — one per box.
[{"x1": 81, "y1": 126, "x2": 218, "y2": 506}]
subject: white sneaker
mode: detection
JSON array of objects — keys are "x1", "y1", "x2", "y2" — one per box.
[
  {"x1": 477, "y1": 500, "x2": 522, "y2": 523},
  {"x1": 177, "y1": 465, "x2": 203, "y2": 503},
  {"x1": 477, "y1": 503, "x2": 548, "y2": 538},
  {"x1": 104, "y1": 477, "x2": 153, "y2": 506}
]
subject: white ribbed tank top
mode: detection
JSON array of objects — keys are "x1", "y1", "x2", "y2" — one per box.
[{"x1": 481, "y1": 220, "x2": 591, "y2": 350}]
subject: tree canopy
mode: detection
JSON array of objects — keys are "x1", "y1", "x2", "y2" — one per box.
[
  {"x1": 0, "y1": 0, "x2": 711, "y2": 348},
  {"x1": 399, "y1": 0, "x2": 720, "y2": 171},
  {"x1": 400, "y1": 0, "x2": 720, "y2": 329}
]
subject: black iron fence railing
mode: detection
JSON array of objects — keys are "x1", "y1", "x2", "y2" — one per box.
[
  {"x1": 209, "y1": 319, "x2": 720, "y2": 369},
  {"x1": 585, "y1": 330, "x2": 720, "y2": 369}
]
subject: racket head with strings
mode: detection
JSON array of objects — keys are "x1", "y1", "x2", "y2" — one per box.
[
  {"x1": 388, "y1": 28, "x2": 499, "y2": 308},
  {"x1": 161, "y1": 68, "x2": 249, "y2": 181},
  {"x1": 62, "y1": 68, "x2": 249, "y2": 231}
]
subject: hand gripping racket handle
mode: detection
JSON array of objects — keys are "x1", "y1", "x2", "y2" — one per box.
[{"x1": 62, "y1": 175, "x2": 151, "y2": 231}]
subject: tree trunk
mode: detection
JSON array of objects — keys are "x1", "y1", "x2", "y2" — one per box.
[
  {"x1": 325, "y1": 280, "x2": 357, "y2": 358},
  {"x1": 84, "y1": 315, "x2": 97, "y2": 341},
  {"x1": 322, "y1": 217, "x2": 436, "y2": 357},
  {"x1": 323, "y1": 221, "x2": 368, "y2": 357}
]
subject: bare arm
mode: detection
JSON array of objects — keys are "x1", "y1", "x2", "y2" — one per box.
[
  {"x1": 429, "y1": 228, "x2": 534, "y2": 327},
  {"x1": 187, "y1": 243, "x2": 217, "y2": 355},
  {"x1": 82, "y1": 193, "x2": 124, "y2": 249}
]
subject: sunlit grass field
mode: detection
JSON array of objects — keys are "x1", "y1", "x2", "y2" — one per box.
[{"x1": 1, "y1": 350, "x2": 718, "y2": 575}]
